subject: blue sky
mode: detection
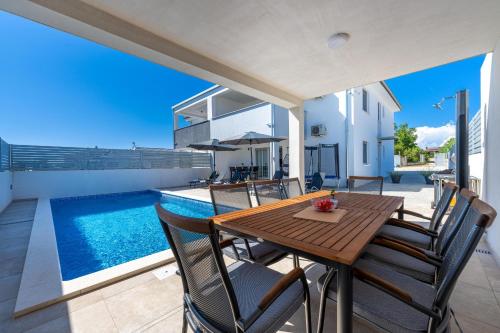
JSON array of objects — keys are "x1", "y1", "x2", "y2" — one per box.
[{"x1": 0, "y1": 11, "x2": 486, "y2": 149}]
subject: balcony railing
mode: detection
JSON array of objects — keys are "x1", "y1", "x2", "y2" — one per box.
[{"x1": 174, "y1": 120, "x2": 210, "y2": 148}]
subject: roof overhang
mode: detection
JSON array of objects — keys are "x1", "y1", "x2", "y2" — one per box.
[{"x1": 2, "y1": 1, "x2": 500, "y2": 107}]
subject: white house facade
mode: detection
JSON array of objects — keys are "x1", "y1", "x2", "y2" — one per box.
[{"x1": 173, "y1": 82, "x2": 400, "y2": 186}]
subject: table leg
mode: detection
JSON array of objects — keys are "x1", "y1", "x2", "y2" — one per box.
[
  {"x1": 337, "y1": 264, "x2": 353, "y2": 333},
  {"x1": 317, "y1": 267, "x2": 336, "y2": 333},
  {"x1": 398, "y1": 201, "x2": 404, "y2": 219}
]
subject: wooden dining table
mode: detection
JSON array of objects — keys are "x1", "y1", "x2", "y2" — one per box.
[{"x1": 212, "y1": 190, "x2": 404, "y2": 333}]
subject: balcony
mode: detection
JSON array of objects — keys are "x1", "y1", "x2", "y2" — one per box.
[{"x1": 174, "y1": 121, "x2": 210, "y2": 149}]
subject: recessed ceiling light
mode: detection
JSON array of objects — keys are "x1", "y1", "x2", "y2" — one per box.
[{"x1": 327, "y1": 32, "x2": 350, "y2": 50}]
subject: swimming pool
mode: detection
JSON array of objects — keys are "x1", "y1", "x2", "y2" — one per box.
[{"x1": 50, "y1": 191, "x2": 215, "y2": 280}]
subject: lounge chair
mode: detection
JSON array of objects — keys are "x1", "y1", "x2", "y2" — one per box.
[
  {"x1": 317, "y1": 197, "x2": 496, "y2": 332},
  {"x1": 272, "y1": 170, "x2": 284, "y2": 180},
  {"x1": 188, "y1": 170, "x2": 218, "y2": 188},
  {"x1": 362, "y1": 188, "x2": 477, "y2": 283},
  {"x1": 378, "y1": 182, "x2": 457, "y2": 249},
  {"x1": 155, "y1": 204, "x2": 311, "y2": 333},
  {"x1": 305, "y1": 172, "x2": 323, "y2": 193}
]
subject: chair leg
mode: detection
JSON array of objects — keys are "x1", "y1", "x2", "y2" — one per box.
[
  {"x1": 317, "y1": 268, "x2": 336, "y2": 333},
  {"x1": 293, "y1": 254, "x2": 300, "y2": 268},
  {"x1": 300, "y1": 275, "x2": 312, "y2": 333},
  {"x1": 182, "y1": 304, "x2": 188, "y2": 333}
]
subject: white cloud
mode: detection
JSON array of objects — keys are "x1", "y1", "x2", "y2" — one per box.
[{"x1": 415, "y1": 123, "x2": 455, "y2": 149}]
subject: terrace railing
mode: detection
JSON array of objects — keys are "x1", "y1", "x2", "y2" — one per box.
[
  {"x1": 0, "y1": 138, "x2": 11, "y2": 171},
  {"x1": 3, "y1": 143, "x2": 210, "y2": 171},
  {"x1": 174, "y1": 120, "x2": 210, "y2": 149}
]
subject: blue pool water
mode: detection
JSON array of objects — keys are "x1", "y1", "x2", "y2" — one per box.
[{"x1": 50, "y1": 191, "x2": 215, "y2": 280}]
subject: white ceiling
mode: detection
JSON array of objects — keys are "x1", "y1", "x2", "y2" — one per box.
[
  {"x1": 80, "y1": 0, "x2": 500, "y2": 98},
  {"x1": 3, "y1": 0, "x2": 500, "y2": 106}
]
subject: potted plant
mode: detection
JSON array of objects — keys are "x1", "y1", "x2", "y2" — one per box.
[
  {"x1": 421, "y1": 171, "x2": 434, "y2": 185},
  {"x1": 390, "y1": 171, "x2": 402, "y2": 183}
]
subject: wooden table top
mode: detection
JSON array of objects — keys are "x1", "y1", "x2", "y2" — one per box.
[{"x1": 212, "y1": 190, "x2": 404, "y2": 265}]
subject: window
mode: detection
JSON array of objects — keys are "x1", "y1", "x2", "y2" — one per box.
[
  {"x1": 363, "y1": 141, "x2": 369, "y2": 165},
  {"x1": 362, "y1": 89, "x2": 368, "y2": 112}
]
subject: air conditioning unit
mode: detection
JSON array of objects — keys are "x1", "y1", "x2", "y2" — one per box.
[{"x1": 311, "y1": 124, "x2": 327, "y2": 137}]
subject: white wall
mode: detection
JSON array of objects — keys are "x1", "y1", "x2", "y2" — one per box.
[
  {"x1": 304, "y1": 93, "x2": 347, "y2": 186},
  {"x1": 351, "y1": 83, "x2": 397, "y2": 178},
  {"x1": 469, "y1": 153, "x2": 484, "y2": 180},
  {"x1": 211, "y1": 103, "x2": 273, "y2": 139},
  {"x1": 12, "y1": 168, "x2": 210, "y2": 200},
  {"x1": 0, "y1": 171, "x2": 13, "y2": 212},
  {"x1": 483, "y1": 46, "x2": 500, "y2": 262}
]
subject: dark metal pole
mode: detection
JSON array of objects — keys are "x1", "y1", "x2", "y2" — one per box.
[
  {"x1": 456, "y1": 90, "x2": 469, "y2": 190},
  {"x1": 213, "y1": 150, "x2": 216, "y2": 171},
  {"x1": 250, "y1": 145, "x2": 253, "y2": 167},
  {"x1": 337, "y1": 264, "x2": 353, "y2": 333}
]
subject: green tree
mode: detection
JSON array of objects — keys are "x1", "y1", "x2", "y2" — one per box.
[
  {"x1": 439, "y1": 137, "x2": 456, "y2": 153},
  {"x1": 394, "y1": 123, "x2": 422, "y2": 162}
]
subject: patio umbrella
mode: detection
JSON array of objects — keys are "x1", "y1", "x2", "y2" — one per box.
[
  {"x1": 220, "y1": 131, "x2": 286, "y2": 166},
  {"x1": 188, "y1": 139, "x2": 239, "y2": 171}
]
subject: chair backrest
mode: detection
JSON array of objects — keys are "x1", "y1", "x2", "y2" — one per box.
[
  {"x1": 434, "y1": 188, "x2": 477, "y2": 255},
  {"x1": 229, "y1": 169, "x2": 241, "y2": 183},
  {"x1": 347, "y1": 176, "x2": 384, "y2": 195},
  {"x1": 155, "y1": 204, "x2": 241, "y2": 332},
  {"x1": 209, "y1": 183, "x2": 252, "y2": 215},
  {"x1": 253, "y1": 179, "x2": 283, "y2": 205},
  {"x1": 428, "y1": 183, "x2": 457, "y2": 231},
  {"x1": 281, "y1": 177, "x2": 304, "y2": 198},
  {"x1": 273, "y1": 170, "x2": 284, "y2": 180},
  {"x1": 310, "y1": 172, "x2": 324, "y2": 190},
  {"x1": 215, "y1": 170, "x2": 226, "y2": 182},
  {"x1": 208, "y1": 171, "x2": 218, "y2": 181},
  {"x1": 433, "y1": 199, "x2": 497, "y2": 314}
]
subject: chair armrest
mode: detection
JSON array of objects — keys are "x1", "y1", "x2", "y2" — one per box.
[
  {"x1": 387, "y1": 218, "x2": 435, "y2": 236},
  {"x1": 219, "y1": 237, "x2": 237, "y2": 249},
  {"x1": 240, "y1": 268, "x2": 306, "y2": 330},
  {"x1": 399, "y1": 209, "x2": 432, "y2": 221},
  {"x1": 258, "y1": 267, "x2": 304, "y2": 310},
  {"x1": 378, "y1": 234, "x2": 429, "y2": 251},
  {"x1": 353, "y1": 268, "x2": 441, "y2": 320},
  {"x1": 353, "y1": 267, "x2": 413, "y2": 303},
  {"x1": 372, "y1": 237, "x2": 441, "y2": 267}
]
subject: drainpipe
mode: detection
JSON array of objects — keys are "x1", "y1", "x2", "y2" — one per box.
[
  {"x1": 271, "y1": 105, "x2": 276, "y2": 179},
  {"x1": 344, "y1": 89, "x2": 352, "y2": 187}
]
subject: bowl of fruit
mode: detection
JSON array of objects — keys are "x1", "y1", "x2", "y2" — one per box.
[{"x1": 312, "y1": 198, "x2": 336, "y2": 212}]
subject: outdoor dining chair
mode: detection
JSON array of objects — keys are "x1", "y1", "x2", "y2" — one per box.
[
  {"x1": 155, "y1": 204, "x2": 311, "y2": 333},
  {"x1": 252, "y1": 179, "x2": 284, "y2": 205},
  {"x1": 347, "y1": 176, "x2": 384, "y2": 195},
  {"x1": 280, "y1": 177, "x2": 304, "y2": 199},
  {"x1": 362, "y1": 188, "x2": 477, "y2": 283},
  {"x1": 378, "y1": 182, "x2": 457, "y2": 249},
  {"x1": 209, "y1": 183, "x2": 288, "y2": 266},
  {"x1": 317, "y1": 198, "x2": 497, "y2": 333}
]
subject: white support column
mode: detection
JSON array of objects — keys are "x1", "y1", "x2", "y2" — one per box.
[
  {"x1": 484, "y1": 40, "x2": 500, "y2": 263},
  {"x1": 173, "y1": 111, "x2": 179, "y2": 131},
  {"x1": 288, "y1": 105, "x2": 305, "y2": 185}
]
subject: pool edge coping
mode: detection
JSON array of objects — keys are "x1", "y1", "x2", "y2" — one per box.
[{"x1": 14, "y1": 194, "x2": 184, "y2": 318}]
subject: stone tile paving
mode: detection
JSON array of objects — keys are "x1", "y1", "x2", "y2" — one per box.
[{"x1": 1, "y1": 182, "x2": 499, "y2": 332}]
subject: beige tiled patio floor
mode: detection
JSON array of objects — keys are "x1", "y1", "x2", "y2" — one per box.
[{"x1": 1, "y1": 180, "x2": 500, "y2": 332}]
